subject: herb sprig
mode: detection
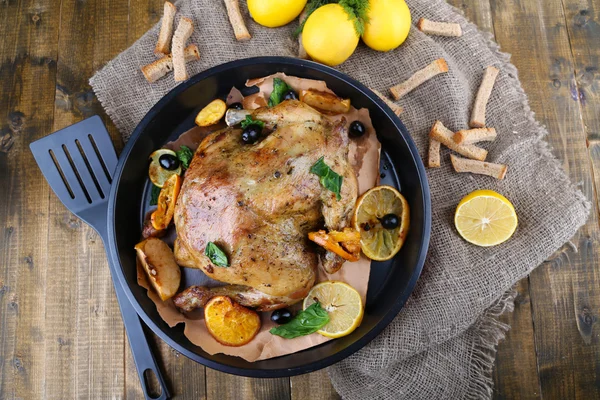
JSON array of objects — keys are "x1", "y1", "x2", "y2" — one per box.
[
  {"x1": 310, "y1": 157, "x2": 343, "y2": 200},
  {"x1": 270, "y1": 302, "x2": 330, "y2": 339},
  {"x1": 296, "y1": 0, "x2": 369, "y2": 37}
]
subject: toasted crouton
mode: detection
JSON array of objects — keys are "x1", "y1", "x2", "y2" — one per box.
[
  {"x1": 417, "y1": 18, "x2": 462, "y2": 37},
  {"x1": 155, "y1": 2, "x2": 177, "y2": 56},
  {"x1": 142, "y1": 45, "x2": 200, "y2": 83},
  {"x1": 389, "y1": 58, "x2": 448, "y2": 100},
  {"x1": 450, "y1": 154, "x2": 507, "y2": 179},
  {"x1": 224, "y1": 0, "x2": 251, "y2": 41},
  {"x1": 453, "y1": 127, "x2": 497, "y2": 145},
  {"x1": 172, "y1": 17, "x2": 194, "y2": 82},
  {"x1": 470, "y1": 66, "x2": 499, "y2": 128},
  {"x1": 429, "y1": 121, "x2": 488, "y2": 161},
  {"x1": 372, "y1": 89, "x2": 403, "y2": 116},
  {"x1": 428, "y1": 139, "x2": 441, "y2": 168}
]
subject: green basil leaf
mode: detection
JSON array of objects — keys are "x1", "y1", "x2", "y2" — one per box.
[
  {"x1": 310, "y1": 157, "x2": 343, "y2": 201},
  {"x1": 176, "y1": 145, "x2": 194, "y2": 169},
  {"x1": 268, "y1": 78, "x2": 292, "y2": 107},
  {"x1": 149, "y1": 185, "x2": 161, "y2": 206},
  {"x1": 270, "y1": 302, "x2": 330, "y2": 339},
  {"x1": 205, "y1": 242, "x2": 229, "y2": 267},
  {"x1": 240, "y1": 115, "x2": 265, "y2": 130}
]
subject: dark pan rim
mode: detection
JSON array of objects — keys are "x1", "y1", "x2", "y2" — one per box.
[{"x1": 107, "y1": 56, "x2": 431, "y2": 378}]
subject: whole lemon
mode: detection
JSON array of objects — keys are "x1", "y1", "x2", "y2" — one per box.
[
  {"x1": 362, "y1": 0, "x2": 411, "y2": 52},
  {"x1": 248, "y1": 0, "x2": 307, "y2": 28},
  {"x1": 302, "y1": 4, "x2": 360, "y2": 66}
]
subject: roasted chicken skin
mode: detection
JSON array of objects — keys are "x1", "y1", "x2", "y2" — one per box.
[{"x1": 173, "y1": 100, "x2": 357, "y2": 311}]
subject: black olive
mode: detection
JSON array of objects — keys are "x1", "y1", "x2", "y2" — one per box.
[
  {"x1": 229, "y1": 102, "x2": 243, "y2": 110},
  {"x1": 271, "y1": 309, "x2": 293, "y2": 325},
  {"x1": 242, "y1": 124, "x2": 261, "y2": 144},
  {"x1": 158, "y1": 154, "x2": 180, "y2": 170},
  {"x1": 283, "y1": 90, "x2": 298, "y2": 101},
  {"x1": 349, "y1": 120, "x2": 366, "y2": 138},
  {"x1": 380, "y1": 213, "x2": 400, "y2": 230}
]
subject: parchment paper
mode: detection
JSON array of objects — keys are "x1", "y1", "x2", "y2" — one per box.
[{"x1": 139, "y1": 74, "x2": 381, "y2": 361}]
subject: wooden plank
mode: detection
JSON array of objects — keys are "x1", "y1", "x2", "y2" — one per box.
[
  {"x1": 447, "y1": 0, "x2": 495, "y2": 34},
  {"x1": 0, "y1": 0, "x2": 61, "y2": 398},
  {"x1": 43, "y1": 0, "x2": 131, "y2": 398},
  {"x1": 119, "y1": 0, "x2": 209, "y2": 398},
  {"x1": 291, "y1": 369, "x2": 340, "y2": 400},
  {"x1": 492, "y1": 280, "x2": 541, "y2": 399},
  {"x1": 490, "y1": 0, "x2": 600, "y2": 398},
  {"x1": 560, "y1": 1, "x2": 600, "y2": 217},
  {"x1": 446, "y1": 1, "x2": 542, "y2": 397},
  {"x1": 206, "y1": 368, "x2": 290, "y2": 400}
]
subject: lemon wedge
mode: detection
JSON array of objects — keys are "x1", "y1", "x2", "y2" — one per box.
[
  {"x1": 454, "y1": 189, "x2": 518, "y2": 247},
  {"x1": 303, "y1": 281, "x2": 363, "y2": 339}
]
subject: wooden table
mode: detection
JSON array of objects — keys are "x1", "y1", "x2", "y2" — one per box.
[{"x1": 1, "y1": 0, "x2": 598, "y2": 398}]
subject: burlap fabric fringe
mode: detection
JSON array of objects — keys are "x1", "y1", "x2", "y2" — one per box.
[{"x1": 90, "y1": 0, "x2": 590, "y2": 398}]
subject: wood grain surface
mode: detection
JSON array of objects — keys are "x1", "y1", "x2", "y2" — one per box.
[{"x1": 0, "y1": 0, "x2": 598, "y2": 398}]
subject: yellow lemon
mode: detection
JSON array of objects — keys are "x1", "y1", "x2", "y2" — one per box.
[
  {"x1": 454, "y1": 190, "x2": 518, "y2": 247},
  {"x1": 362, "y1": 0, "x2": 411, "y2": 52},
  {"x1": 248, "y1": 0, "x2": 307, "y2": 28},
  {"x1": 302, "y1": 4, "x2": 360, "y2": 66},
  {"x1": 303, "y1": 281, "x2": 363, "y2": 339}
]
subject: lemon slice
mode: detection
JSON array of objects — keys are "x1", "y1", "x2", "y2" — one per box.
[
  {"x1": 303, "y1": 281, "x2": 363, "y2": 339},
  {"x1": 195, "y1": 99, "x2": 227, "y2": 127},
  {"x1": 148, "y1": 149, "x2": 181, "y2": 188},
  {"x1": 454, "y1": 189, "x2": 518, "y2": 247},
  {"x1": 352, "y1": 185, "x2": 410, "y2": 261}
]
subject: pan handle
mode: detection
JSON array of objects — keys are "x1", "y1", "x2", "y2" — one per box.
[
  {"x1": 113, "y1": 279, "x2": 171, "y2": 400},
  {"x1": 94, "y1": 223, "x2": 170, "y2": 400}
]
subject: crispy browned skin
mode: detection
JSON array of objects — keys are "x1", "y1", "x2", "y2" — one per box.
[
  {"x1": 173, "y1": 285, "x2": 300, "y2": 312},
  {"x1": 173, "y1": 100, "x2": 357, "y2": 310}
]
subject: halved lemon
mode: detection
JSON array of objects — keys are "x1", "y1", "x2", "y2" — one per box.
[
  {"x1": 454, "y1": 189, "x2": 518, "y2": 247},
  {"x1": 303, "y1": 281, "x2": 363, "y2": 338},
  {"x1": 195, "y1": 99, "x2": 227, "y2": 127},
  {"x1": 352, "y1": 185, "x2": 410, "y2": 261}
]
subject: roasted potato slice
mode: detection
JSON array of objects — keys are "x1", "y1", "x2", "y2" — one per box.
[
  {"x1": 151, "y1": 173, "x2": 182, "y2": 230},
  {"x1": 204, "y1": 295, "x2": 261, "y2": 346},
  {"x1": 135, "y1": 238, "x2": 181, "y2": 301},
  {"x1": 300, "y1": 89, "x2": 351, "y2": 114}
]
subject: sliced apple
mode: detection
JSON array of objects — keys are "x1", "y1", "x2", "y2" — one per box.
[{"x1": 135, "y1": 238, "x2": 181, "y2": 301}]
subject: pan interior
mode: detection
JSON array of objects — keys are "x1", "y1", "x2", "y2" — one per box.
[{"x1": 111, "y1": 58, "x2": 429, "y2": 377}]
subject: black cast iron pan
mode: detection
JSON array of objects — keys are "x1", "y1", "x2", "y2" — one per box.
[{"x1": 31, "y1": 57, "x2": 431, "y2": 392}]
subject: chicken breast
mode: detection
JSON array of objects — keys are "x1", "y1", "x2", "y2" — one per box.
[{"x1": 173, "y1": 100, "x2": 357, "y2": 311}]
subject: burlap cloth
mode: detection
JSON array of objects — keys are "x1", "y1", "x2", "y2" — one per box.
[{"x1": 90, "y1": 0, "x2": 590, "y2": 398}]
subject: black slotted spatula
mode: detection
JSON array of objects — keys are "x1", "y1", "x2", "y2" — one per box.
[{"x1": 30, "y1": 115, "x2": 169, "y2": 400}]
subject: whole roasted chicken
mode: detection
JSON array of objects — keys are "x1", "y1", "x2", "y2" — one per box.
[{"x1": 173, "y1": 100, "x2": 357, "y2": 311}]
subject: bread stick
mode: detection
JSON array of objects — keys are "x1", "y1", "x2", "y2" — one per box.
[
  {"x1": 417, "y1": 18, "x2": 462, "y2": 37},
  {"x1": 428, "y1": 139, "x2": 441, "y2": 168},
  {"x1": 389, "y1": 58, "x2": 449, "y2": 100},
  {"x1": 142, "y1": 45, "x2": 200, "y2": 83},
  {"x1": 224, "y1": 0, "x2": 251, "y2": 41},
  {"x1": 450, "y1": 154, "x2": 507, "y2": 180},
  {"x1": 429, "y1": 120, "x2": 487, "y2": 161},
  {"x1": 372, "y1": 89, "x2": 403, "y2": 116},
  {"x1": 470, "y1": 66, "x2": 499, "y2": 128},
  {"x1": 155, "y1": 2, "x2": 177, "y2": 56},
  {"x1": 453, "y1": 128, "x2": 497, "y2": 145},
  {"x1": 172, "y1": 17, "x2": 194, "y2": 82}
]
